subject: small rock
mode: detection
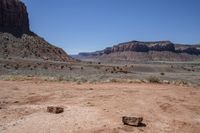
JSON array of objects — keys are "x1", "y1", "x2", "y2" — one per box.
[
  {"x1": 13, "y1": 101, "x2": 19, "y2": 103},
  {"x1": 163, "y1": 80, "x2": 170, "y2": 84},
  {"x1": 47, "y1": 106, "x2": 64, "y2": 114},
  {"x1": 122, "y1": 116, "x2": 143, "y2": 126}
]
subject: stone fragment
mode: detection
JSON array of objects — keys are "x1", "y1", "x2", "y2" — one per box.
[
  {"x1": 122, "y1": 116, "x2": 143, "y2": 126},
  {"x1": 47, "y1": 106, "x2": 64, "y2": 114}
]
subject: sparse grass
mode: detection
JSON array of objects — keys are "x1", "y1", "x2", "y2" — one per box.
[
  {"x1": 173, "y1": 80, "x2": 188, "y2": 86},
  {"x1": 0, "y1": 75, "x2": 34, "y2": 81},
  {"x1": 109, "y1": 66, "x2": 129, "y2": 74},
  {"x1": 58, "y1": 76, "x2": 64, "y2": 81},
  {"x1": 69, "y1": 66, "x2": 73, "y2": 70},
  {"x1": 94, "y1": 66, "x2": 100, "y2": 69},
  {"x1": 148, "y1": 76, "x2": 160, "y2": 83}
]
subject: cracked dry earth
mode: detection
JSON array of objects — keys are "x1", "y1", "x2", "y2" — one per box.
[{"x1": 0, "y1": 80, "x2": 200, "y2": 133}]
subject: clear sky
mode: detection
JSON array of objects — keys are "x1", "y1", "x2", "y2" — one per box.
[{"x1": 22, "y1": 0, "x2": 200, "y2": 54}]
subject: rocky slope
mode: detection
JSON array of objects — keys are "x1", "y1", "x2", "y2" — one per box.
[
  {"x1": 0, "y1": 0, "x2": 73, "y2": 62},
  {"x1": 0, "y1": 33, "x2": 72, "y2": 61},
  {"x1": 78, "y1": 41, "x2": 200, "y2": 61}
]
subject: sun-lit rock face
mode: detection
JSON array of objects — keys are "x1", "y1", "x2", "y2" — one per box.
[{"x1": 109, "y1": 41, "x2": 175, "y2": 53}]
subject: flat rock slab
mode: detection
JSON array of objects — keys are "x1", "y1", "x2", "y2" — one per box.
[
  {"x1": 47, "y1": 106, "x2": 64, "y2": 114},
  {"x1": 122, "y1": 116, "x2": 143, "y2": 126}
]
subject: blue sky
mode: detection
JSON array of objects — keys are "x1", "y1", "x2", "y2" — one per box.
[{"x1": 22, "y1": 0, "x2": 200, "y2": 54}]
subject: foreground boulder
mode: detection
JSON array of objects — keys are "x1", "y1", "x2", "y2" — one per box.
[
  {"x1": 122, "y1": 116, "x2": 143, "y2": 126},
  {"x1": 47, "y1": 106, "x2": 64, "y2": 114}
]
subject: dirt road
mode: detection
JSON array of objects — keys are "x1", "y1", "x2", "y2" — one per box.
[{"x1": 0, "y1": 80, "x2": 200, "y2": 133}]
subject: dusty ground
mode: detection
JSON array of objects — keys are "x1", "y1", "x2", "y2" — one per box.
[
  {"x1": 1, "y1": 58, "x2": 200, "y2": 86},
  {"x1": 0, "y1": 80, "x2": 200, "y2": 133}
]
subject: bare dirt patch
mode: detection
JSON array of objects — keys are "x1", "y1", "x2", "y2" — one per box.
[{"x1": 0, "y1": 80, "x2": 200, "y2": 133}]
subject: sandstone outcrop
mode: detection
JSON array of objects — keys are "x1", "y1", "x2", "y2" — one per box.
[
  {"x1": 76, "y1": 41, "x2": 200, "y2": 61},
  {"x1": 78, "y1": 41, "x2": 200, "y2": 57},
  {"x1": 109, "y1": 41, "x2": 175, "y2": 53},
  {"x1": 0, "y1": 0, "x2": 73, "y2": 62},
  {"x1": 0, "y1": 0, "x2": 30, "y2": 37}
]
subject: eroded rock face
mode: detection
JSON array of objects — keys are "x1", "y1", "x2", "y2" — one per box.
[
  {"x1": 180, "y1": 47, "x2": 200, "y2": 55},
  {"x1": 175, "y1": 44, "x2": 200, "y2": 55},
  {"x1": 109, "y1": 41, "x2": 175, "y2": 53},
  {"x1": 0, "y1": 0, "x2": 73, "y2": 62},
  {"x1": 0, "y1": 0, "x2": 30, "y2": 37},
  {"x1": 148, "y1": 41, "x2": 175, "y2": 52}
]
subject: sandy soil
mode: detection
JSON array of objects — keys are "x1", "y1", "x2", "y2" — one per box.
[{"x1": 0, "y1": 80, "x2": 200, "y2": 133}]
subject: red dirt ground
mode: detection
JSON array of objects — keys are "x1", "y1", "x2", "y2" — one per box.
[{"x1": 0, "y1": 80, "x2": 200, "y2": 133}]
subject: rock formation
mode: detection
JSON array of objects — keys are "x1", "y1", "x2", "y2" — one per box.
[
  {"x1": 0, "y1": 0, "x2": 30, "y2": 37},
  {"x1": 79, "y1": 41, "x2": 200, "y2": 56},
  {"x1": 0, "y1": 0, "x2": 73, "y2": 62},
  {"x1": 109, "y1": 41, "x2": 175, "y2": 53},
  {"x1": 0, "y1": 33, "x2": 73, "y2": 62},
  {"x1": 77, "y1": 41, "x2": 200, "y2": 61}
]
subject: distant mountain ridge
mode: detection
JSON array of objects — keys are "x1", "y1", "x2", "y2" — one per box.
[{"x1": 77, "y1": 40, "x2": 200, "y2": 61}]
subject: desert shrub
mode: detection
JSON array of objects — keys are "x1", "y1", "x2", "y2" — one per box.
[
  {"x1": 4, "y1": 64, "x2": 10, "y2": 69},
  {"x1": 118, "y1": 67, "x2": 128, "y2": 74},
  {"x1": 76, "y1": 78, "x2": 88, "y2": 84},
  {"x1": 58, "y1": 76, "x2": 64, "y2": 81},
  {"x1": 94, "y1": 66, "x2": 100, "y2": 69},
  {"x1": 160, "y1": 72, "x2": 165, "y2": 76},
  {"x1": 14, "y1": 64, "x2": 19, "y2": 70},
  {"x1": 81, "y1": 67, "x2": 84, "y2": 70},
  {"x1": 43, "y1": 66, "x2": 48, "y2": 70},
  {"x1": 3, "y1": 75, "x2": 34, "y2": 81},
  {"x1": 112, "y1": 67, "x2": 116, "y2": 72},
  {"x1": 173, "y1": 80, "x2": 188, "y2": 86},
  {"x1": 148, "y1": 76, "x2": 160, "y2": 83},
  {"x1": 60, "y1": 65, "x2": 64, "y2": 69},
  {"x1": 69, "y1": 67, "x2": 73, "y2": 70},
  {"x1": 87, "y1": 61, "x2": 92, "y2": 64},
  {"x1": 109, "y1": 78, "x2": 118, "y2": 82}
]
